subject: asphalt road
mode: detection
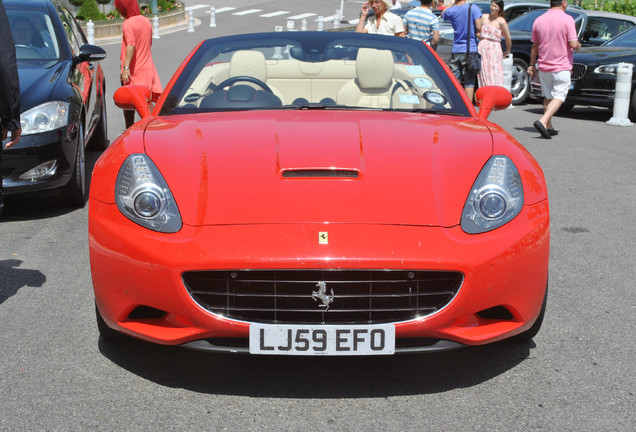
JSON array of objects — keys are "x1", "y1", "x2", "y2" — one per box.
[{"x1": 1, "y1": 1, "x2": 635, "y2": 430}]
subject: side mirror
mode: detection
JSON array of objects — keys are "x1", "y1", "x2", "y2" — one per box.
[
  {"x1": 114, "y1": 85, "x2": 153, "y2": 119},
  {"x1": 76, "y1": 44, "x2": 107, "y2": 63},
  {"x1": 475, "y1": 86, "x2": 512, "y2": 120}
]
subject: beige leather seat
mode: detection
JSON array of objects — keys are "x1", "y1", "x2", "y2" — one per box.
[
  {"x1": 336, "y1": 48, "x2": 410, "y2": 108},
  {"x1": 228, "y1": 51, "x2": 285, "y2": 104}
]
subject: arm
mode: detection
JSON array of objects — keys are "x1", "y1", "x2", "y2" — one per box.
[
  {"x1": 431, "y1": 29, "x2": 440, "y2": 46},
  {"x1": 120, "y1": 45, "x2": 135, "y2": 84},
  {"x1": 528, "y1": 42, "x2": 538, "y2": 77},
  {"x1": 569, "y1": 39, "x2": 581, "y2": 51},
  {"x1": 356, "y1": 2, "x2": 370, "y2": 33},
  {"x1": 501, "y1": 20, "x2": 511, "y2": 57}
]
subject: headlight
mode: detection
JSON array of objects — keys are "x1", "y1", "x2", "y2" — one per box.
[
  {"x1": 20, "y1": 101, "x2": 69, "y2": 135},
  {"x1": 115, "y1": 154, "x2": 182, "y2": 233},
  {"x1": 593, "y1": 64, "x2": 619, "y2": 75},
  {"x1": 461, "y1": 156, "x2": 524, "y2": 234}
]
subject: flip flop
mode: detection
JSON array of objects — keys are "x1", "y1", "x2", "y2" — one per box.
[
  {"x1": 534, "y1": 121, "x2": 552, "y2": 139},
  {"x1": 548, "y1": 128, "x2": 558, "y2": 136}
]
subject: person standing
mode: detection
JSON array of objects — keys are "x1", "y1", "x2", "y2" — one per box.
[
  {"x1": 478, "y1": 0, "x2": 511, "y2": 87},
  {"x1": 403, "y1": 0, "x2": 440, "y2": 49},
  {"x1": 528, "y1": 0, "x2": 580, "y2": 139},
  {"x1": 115, "y1": 0, "x2": 162, "y2": 129},
  {"x1": 356, "y1": 0, "x2": 406, "y2": 37},
  {"x1": 391, "y1": 0, "x2": 403, "y2": 9},
  {"x1": 1, "y1": 0, "x2": 22, "y2": 217},
  {"x1": 443, "y1": 0, "x2": 482, "y2": 101}
]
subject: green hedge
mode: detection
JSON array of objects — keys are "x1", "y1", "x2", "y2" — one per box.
[
  {"x1": 76, "y1": 0, "x2": 107, "y2": 21},
  {"x1": 583, "y1": 0, "x2": 636, "y2": 16}
]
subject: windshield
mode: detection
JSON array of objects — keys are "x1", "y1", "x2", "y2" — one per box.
[
  {"x1": 606, "y1": 27, "x2": 636, "y2": 47},
  {"x1": 8, "y1": 8, "x2": 60, "y2": 61},
  {"x1": 160, "y1": 33, "x2": 470, "y2": 116}
]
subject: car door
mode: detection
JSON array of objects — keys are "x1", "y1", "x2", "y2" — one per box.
[{"x1": 56, "y1": 3, "x2": 96, "y2": 142}]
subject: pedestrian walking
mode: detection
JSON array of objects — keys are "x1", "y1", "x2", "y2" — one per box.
[
  {"x1": 478, "y1": 0, "x2": 511, "y2": 87},
  {"x1": 443, "y1": 0, "x2": 483, "y2": 102},
  {"x1": 403, "y1": 0, "x2": 440, "y2": 49},
  {"x1": 356, "y1": 0, "x2": 406, "y2": 37},
  {"x1": 115, "y1": 0, "x2": 162, "y2": 129},
  {"x1": 528, "y1": 0, "x2": 580, "y2": 139},
  {"x1": 0, "y1": 0, "x2": 22, "y2": 217}
]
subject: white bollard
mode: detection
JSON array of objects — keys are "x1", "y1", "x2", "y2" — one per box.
[
  {"x1": 502, "y1": 54, "x2": 514, "y2": 109},
  {"x1": 301, "y1": 18, "x2": 307, "y2": 32},
  {"x1": 317, "y1": 16, "x2": 324, "y2": 32},
  {"x1": 334, "y1": 10, "x2": 341, "y2": 29},
  {"x1": 209, "y1": 6, "x2": 216, "y2": 27},
  {"x1": 502, "y1": 54, "x2": 513, "y2": 92},
  {"x1": 606, "y1": 63, "x2": 633, "y2": 127},
  {"x1": 272, "y1": 26, "x2": 284, "y2": 59},
  {"x1": 152, "y1": 15, "x2": 160, "y2": 39},
  {"x1": 87, "y1": 20, "x2": 94, "y2": 45},
  {"x1": 187, "y1": 9, "x2": 195, "y2": 33},
  {"x1": 287, "y1": 20, "x2": 295, "y2": 31}
]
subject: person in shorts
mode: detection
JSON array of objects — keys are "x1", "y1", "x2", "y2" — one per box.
[
  {"x1": 443, "y1": 0, "x2": 482, "y2": 102},
  {"x1": 528, "y1": 0, "x2": 580, "y2": 139}
]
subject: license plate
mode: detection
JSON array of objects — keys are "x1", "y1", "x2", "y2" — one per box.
[{"x1": 249, "y1": 324, "x2": 395, "y2": 356}]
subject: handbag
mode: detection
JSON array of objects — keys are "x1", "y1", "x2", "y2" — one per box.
[{"x1": 463, "y1": 4, "x2": 481, "y2": 75}]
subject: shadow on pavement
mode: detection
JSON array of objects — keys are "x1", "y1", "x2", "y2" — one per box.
[
  {"x1": 98, "y1": 336, "x2": 534, "y2": 397},
  {"x1": 0, "y1": 259, "x2": 46, "y2": 305}
]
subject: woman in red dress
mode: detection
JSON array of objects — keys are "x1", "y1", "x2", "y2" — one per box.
[{"x1": 115, "y1": 0, "x2": 162, "y2": 128}]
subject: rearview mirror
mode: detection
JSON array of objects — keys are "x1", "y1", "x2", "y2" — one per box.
[
  {"x1": 475, "y1": 86, "x2": 512, "y2": 120},
  {"x1": 113, "y1": 85, "x2": 153, "y2": 119}
]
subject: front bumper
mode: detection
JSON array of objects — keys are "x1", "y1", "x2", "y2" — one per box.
[
  {"x1": 1, "y1": 126, "x2": 77, "y2": 195},
  {"x1": 89, "y1": 199, "x2": 550, "y2": 353}
]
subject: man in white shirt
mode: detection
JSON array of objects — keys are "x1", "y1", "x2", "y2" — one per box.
[{"x1": 356, "y1": 0, "x2": 406, "y2": 37}]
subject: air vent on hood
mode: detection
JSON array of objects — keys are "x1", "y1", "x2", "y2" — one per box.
[{"x1": 282, "y1": 169, "x2": 359, "y2": 178}]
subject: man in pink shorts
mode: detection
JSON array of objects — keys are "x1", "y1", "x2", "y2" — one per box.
[{"x1": 528, "y1": 0, "x2": 580, "y2": 139}]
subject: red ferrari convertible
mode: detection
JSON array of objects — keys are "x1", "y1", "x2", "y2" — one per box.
[{"x1": 89, "y1": 32, "x2": 549, "y2": 355}]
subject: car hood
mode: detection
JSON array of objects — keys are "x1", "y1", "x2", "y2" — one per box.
[
  {"x1": 17, "y1": 60, "x2": 65, "y2": 112},
  {"x1": 143, "y1": 111, "x2": 493, "y2": 227},
  {"x1": 573, "y1": 46, "x2": 636, "y2": 64}
]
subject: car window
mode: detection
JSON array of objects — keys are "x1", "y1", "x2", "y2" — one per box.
[
  {"x1": 508, "y1": 9, "x2": 582, "y2": 33},
  {"x1": 7, "y1": 8, "x2": 60, "y2": 61},
  {"x1": 585, "y1": 17, "x2": 635, "y2": 44},
  {"x1": 57, "y1": 5, "x2": 80, "y2": 55},
  {"x1": 505, "y1": 7, "x2": 532, "y2": 22},
  {"x1": 605, "y1": 27, "x2": 636, "y2": 47},
  {"x1": 160, "y1": 35, "x2": 470, "y2": 117}
]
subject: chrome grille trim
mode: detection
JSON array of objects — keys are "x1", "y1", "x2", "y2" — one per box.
[
  {"x1": 571, "y1": 63, "x2": 587, "y2": 80},
  {"x1": 183, "y1": 270, "x2": 463, "y2": 324}
]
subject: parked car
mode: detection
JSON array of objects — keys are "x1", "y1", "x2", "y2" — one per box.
[
  {"x1": 506, "y1": 8, "x2": 636, "y2": 105},
  {"x1": 2, "y1": 0, "x2": 107, "y2": 207},
  {"x1": 531, "y1": 26, "x2": 636, "y2": 119},
  {"x1": 90, "y1": 31, "x2": 550, "y2": 355}
]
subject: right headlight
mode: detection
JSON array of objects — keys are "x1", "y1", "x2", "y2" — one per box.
[
  {"x1": 115, "y1": 154, "x2": 182, "y2": 233},
  {"x1": 461, "y1": 156, "x2": 524, "y2": 234}
]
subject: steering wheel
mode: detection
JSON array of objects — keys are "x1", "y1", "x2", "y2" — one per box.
[
  {"x1": 215, "y1": 76, "x2": 274, "y2": 94},
  {"x1": 15, "y1": 44, "x2": 44, "y2": 58}
]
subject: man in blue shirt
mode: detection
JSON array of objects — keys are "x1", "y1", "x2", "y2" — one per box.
[
  {"x1": 443, "y1": 0, "x2": 482, "y2": 101},
  {"x1": 403, "y1": 0, "x2": 440, "y2": 49}
]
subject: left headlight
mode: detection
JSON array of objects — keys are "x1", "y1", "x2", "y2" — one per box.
[
  {"x1": 461, "y1": 156, "x2": 524, "y2": 234},
  {"x1": 20, "y1": 101, "x2": 69, "y2": 136},
  {"x1": 115, "y1": 154, "x2": 182, "y2": 233}
]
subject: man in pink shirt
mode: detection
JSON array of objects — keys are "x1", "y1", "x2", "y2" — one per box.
[{"x1": 528, "y1": 0, "x2": 580, "y2": 139}]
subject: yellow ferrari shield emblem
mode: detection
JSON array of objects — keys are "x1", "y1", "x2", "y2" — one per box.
[{"x1": 318, "y1": 232, "x2": 328, "y2": 244}]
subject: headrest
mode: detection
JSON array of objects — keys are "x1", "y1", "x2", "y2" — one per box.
[
  {"x1": 229, "y1": 50, "x2": 268, "y2": 82},
  {"x1": 355, "y1": 48, "x2": 394, "y2": 90}
]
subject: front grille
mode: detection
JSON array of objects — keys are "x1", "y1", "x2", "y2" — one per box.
[
  {"x1": 183, "y1": 270, "x2": 463, "y2": 324},
  {"x1": 571, "y1": 63, "x2": 587, "y2": 80},
  {"x1": 282, "y1": 169, "x2": 359, "y2": 178}
]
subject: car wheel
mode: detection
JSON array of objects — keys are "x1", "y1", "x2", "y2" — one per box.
[
  {"x1": 95, "y1": 303, "x2": 131, "y2": 343},
  {"x1": 511, "y1": 282, "x2": 548, "y2": 343},
  {"x1": 89, "y1": 85, "x2": 108, "y2": 151},
  {"x1": 62, "y1": 122, "x2": 87, "y2": 207},
  {"x1": 510, "y1": 58, "x2": 530, "y2": 105}
]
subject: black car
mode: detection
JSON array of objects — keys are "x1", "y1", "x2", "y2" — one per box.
[
  {"x1": 1, "y1": 0, "x2": 107, "y2": 207},
  {"x1": 537, "y1": 26, "x2": 636, "y2": 119},
  {"x1": 507, "y1": 8, "x2": 636, "y2": 105}
]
